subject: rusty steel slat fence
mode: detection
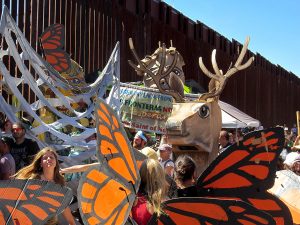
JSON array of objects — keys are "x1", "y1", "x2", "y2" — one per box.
[{"x1": 0, "y1": 0, "x2": 299, "y2": 127}]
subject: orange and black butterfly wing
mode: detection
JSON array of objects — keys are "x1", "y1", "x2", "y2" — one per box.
[
  {"x1": 95, "y1": 99, "x2": 140, "y2": 188},
  {"x1": 40, "y1": 23, "x2": 71, "y2": 73},
  {"x1": 78, "y1": 164, "x2": 137, "y2": 225},
  {"x1": 0, "y1": 179, "x2": 73, "y2": 225},
  {"x1": 196, "y1": 127, "x2": 292, "y2": 224},
  {"x1": 197, "y1": 127, "x2": 284, "y2": 192},
  {"x1": 148, "y1": 197, "x2": 275, "y2": 225},
  {"x1": 237, "y1": 191, "x2": 293, "y2": 225},
  {"x1": 78, "y1": 99, "x2": 140, "y2": 225}
]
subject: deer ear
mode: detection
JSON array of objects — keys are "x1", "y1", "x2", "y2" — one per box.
[{"x1": 169, "y1": 73, "x2": 184, "y2": 99}]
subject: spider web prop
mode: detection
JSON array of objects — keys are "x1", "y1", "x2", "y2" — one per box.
[{"x1": 0, "y1": 6, "x2": 120, "y2": 158}]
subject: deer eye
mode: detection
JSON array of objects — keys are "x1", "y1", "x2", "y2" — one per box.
[
  {"x1": 159, "y1": 78, "x2": 169, "y2": 90},
  {"x1": 198, "y1": 105, "x2": 210, "y2": 118}
]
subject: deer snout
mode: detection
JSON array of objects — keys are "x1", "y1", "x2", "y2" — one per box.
[{"x1": 165, "y1": 119, "x2": 189, "y2": 137}]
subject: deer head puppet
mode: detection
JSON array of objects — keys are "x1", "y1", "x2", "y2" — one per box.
[
  {"x1": 129, "y1": 37, "x2": 254, "y2": 173},
  {"x1": 128, "y1": 38, "x2": 185, "y2": 102}
]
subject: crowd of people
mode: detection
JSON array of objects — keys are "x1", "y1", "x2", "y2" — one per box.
[
  {"x1": 0, "y1": 120, "x2": 40, "y2": 179},
  {"x1": 281, "y1": 127, "x2": 300, "y2": 173},
  {"x1": 1, "y1": 112, "x2": 300, "y2": 225},
  {"x1": 0, "y1": 116, "x2": 76, "y2": 224}
]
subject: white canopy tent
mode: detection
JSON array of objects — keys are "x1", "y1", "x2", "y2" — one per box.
[{"x1": 219, "y1": 101, "x2": 260, "y2": 128}]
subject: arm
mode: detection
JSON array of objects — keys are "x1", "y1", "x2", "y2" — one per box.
[
  {"x1": 62, "y1": 207, "x2": 76, "y2": 225},
  {"x1": 60, "y1": 162, "x2": 99, "y2": 174}
]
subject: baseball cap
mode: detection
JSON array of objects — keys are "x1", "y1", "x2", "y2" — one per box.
[{"x1": 158, "y1": 144, "x2": 172, "y2": 151}]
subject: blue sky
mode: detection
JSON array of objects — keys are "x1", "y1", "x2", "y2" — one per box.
[{"x1": 163, "y1": 0, "x2": 300, "y2": 77}]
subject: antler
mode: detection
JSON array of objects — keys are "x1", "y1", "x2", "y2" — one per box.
[
  {"x1": 198, "y1": 36, "x2": 254, "y2": 101},
  {"x1": 128, "y1": 38, "x2": 184, "y2": 102}
]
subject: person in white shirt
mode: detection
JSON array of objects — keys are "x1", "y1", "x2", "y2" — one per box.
[{"x1": 158, "y1": 144, "x2": 174, "y2": 177}]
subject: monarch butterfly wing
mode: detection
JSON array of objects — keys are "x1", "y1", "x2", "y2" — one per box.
[
  {"x1": 0, "y1": 179, "x2": 73, "y2": 225},
  {"x1": 196, "y1": 127, "x2": 292, "y2": 224},
  {"x1": 40, "y1": 24, "x2": 65, "y2": 49},
  {"x1": 148, "y1": 197, "x2": 275, "y2": 225},
  {"x1": 78, "y1": 164, "x2": 137, "y2": 225},
  {"x1": 197, "y1": 127, "x2": 284, "y2": 193},
  {"x1": 40, "y1": 23, "x2": 71, "y2": 73},
  {"x1": 237, "y1": 192, "x2": 293, "y2": 225},
  {"x1": 95, "y1": 99, "x2": 140, "y2": 189},
  {"x1": 77, "y1": 99, "x2": 140, "y2": 225}
]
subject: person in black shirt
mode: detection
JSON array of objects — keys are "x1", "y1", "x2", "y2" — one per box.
[
  {"x1": 10, "y1": 122, "x2": 40, "y2": 171},
  {"x1": 174, "y1": 155, "x2": 198, "y2": 197}
]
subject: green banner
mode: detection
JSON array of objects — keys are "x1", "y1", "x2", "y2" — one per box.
[{"x1": 120, "y1": 86, "x2": 173, "y2": 134}]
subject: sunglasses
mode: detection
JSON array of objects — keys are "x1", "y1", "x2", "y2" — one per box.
[{"x1": 12, "y1": 127, "x2": 23, "y2": 132}]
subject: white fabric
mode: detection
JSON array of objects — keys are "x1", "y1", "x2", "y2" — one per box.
[
  {"x1": 284, "y1": 152, "x2": 300, "y2": 167},
  {"x1": 221, "y1": 110, "x2": 247, "y2": 128},
  {"x1": 0, "y1": 6, "x2": 120, "y2": 161},
  {"x1": 219, "y1": 101, "x2": 260, "y2": 128}
]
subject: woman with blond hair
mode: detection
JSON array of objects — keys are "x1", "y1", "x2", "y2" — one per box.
[
  {"x1": 140, "y1": 147, "x2": 159, "y2": 161},
  {"x1": 132, "y1": 158, "x2": 167, "y2": 225},
  {"x1": 14, "y1": 147, "x2": 75, "y2": 225}
]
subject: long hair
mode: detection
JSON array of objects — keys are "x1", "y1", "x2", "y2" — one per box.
[
  {"x1": 14, "y1": 147, "x2": 65, "y2": 185},
  {"x1": 174, "y1": 155, "x2": 196, "y2": 185},
  {"x1": 139, "y1": 159, "x2": 166, "y2": 217}
]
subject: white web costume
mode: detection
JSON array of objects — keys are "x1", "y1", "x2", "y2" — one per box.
[{"x1": 0, "y1": 6, "x2": 120, "y2": 164}]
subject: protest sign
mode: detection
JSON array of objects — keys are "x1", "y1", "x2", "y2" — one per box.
[{"x1": 120, "y1": 85, "x2": 173, "y2": 133}]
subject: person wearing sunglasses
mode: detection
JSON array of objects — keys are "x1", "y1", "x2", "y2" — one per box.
[
  {"x1": 10, "y1": 122, "x2": 40, "y2": 172},
  {"x1": 0, "y1": 136, "x2": 15, "y2": 180}
]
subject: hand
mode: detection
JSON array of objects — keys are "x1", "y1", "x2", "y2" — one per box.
[{"x1": 59, "y1": 168, "x2": 65, "y2": 174}]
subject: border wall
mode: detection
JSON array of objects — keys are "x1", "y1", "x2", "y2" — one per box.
[{"x1": 0, "y1": 0, "x2": 299, "y2": 127}]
